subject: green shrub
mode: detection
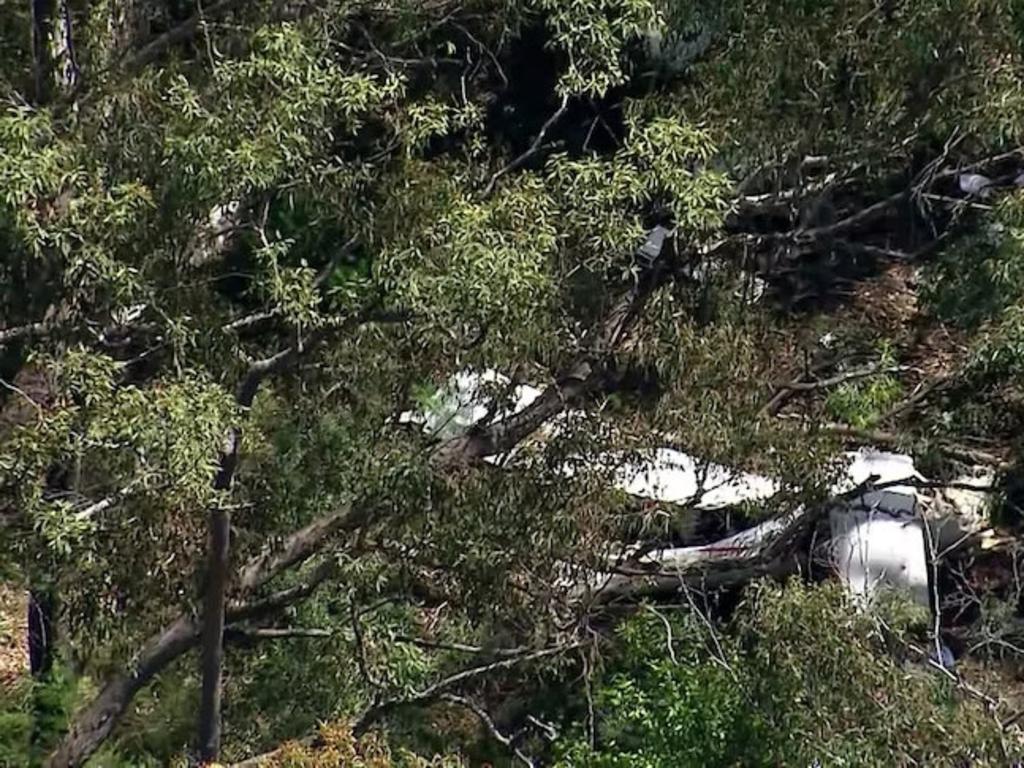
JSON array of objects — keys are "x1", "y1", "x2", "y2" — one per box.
[
  {"x1": 554, "y1": 582, "x2": 1008, "y2": 767},
  {"x1": 824, "y1": 343, "x2": 902, "y2": 428},
  {"x1": 922, "y1": 194, "x2": 1024, "y2": 331}
]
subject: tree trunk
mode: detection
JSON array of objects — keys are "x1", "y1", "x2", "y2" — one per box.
[
  {"x1": 29, "y1": 588, "x2": 57, "y2": 759},
  {"x1": 51, "y1": 0, "x2": 80, "y2": 92},
  {"x1": 27, "y1": 589, "x2": 55, "y2": 677},
  {"x1": 30, "y1": 0, "x2": 55, "y2": 104},
  {"x1": 44, "y1": 615, "x2": 200, "y2": 768},
  {"x1": 197, "y1": 426, "x2": 242, "y2": 763},
  {"x1": 106, "y1": 0, "x2": 158, "y2": 57},
  {"x1": 197, "y1": 505, "x2": 231, "y2": 762}
]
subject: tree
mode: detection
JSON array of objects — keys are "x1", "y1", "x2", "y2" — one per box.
[
  {"x1": 1, "y1": 0, "x2": 1023, "y2": 765},
  {"x1": 554, "y1": 583, "x2": 1007, "y2": 767}
]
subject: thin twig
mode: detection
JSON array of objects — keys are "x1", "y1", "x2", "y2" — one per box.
[
  {"x1": 72, "y1": 479, "x2": 144, "y2": 521},
  {"x1": 225, "y1": 626, "x2": 333, "y2": 641},
  {"x1": 392, "y1": 635, "x2": 528, "y2": 658},
  {"x1": 644, "y1": 604, "x2": 678, "y2": 665},
  {"x1": 352, "y1": 642, "x2": 581, "y2": 735},
  {"x1": 438, "y1": 694, "x2": 535, "y2": 767},
  {"x1": 452, "y1": 21, "x2": 507, "y2": 87},
  {"x1": 762, "y1": 365, "x2": 905, "y2": 416},
  {"x1": 679, "y1": 581, "x2": 736, "y2": 680},
  {"x1": 482, "y1": 95, "x2": 569, "y2": 198},
  {"x1": 0, "y1": 376, "x2": 43, "y2": 415},
  {"x1": 314, "y1": 234, "x2": 360, "y2": 287}
]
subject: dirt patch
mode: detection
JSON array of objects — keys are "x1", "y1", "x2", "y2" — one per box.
[
  {"x1": 830, "y1": 261, "x2": 968, "y2": 376},
  {"x1": 839, "y1": 261, "x2": 921, "y2": 340},
  {"x1": 764, "y1": 260, "x2": 971, "y2": 411},
  {"x1": 0, "y1": 584, "x2": 29, "y2": 691}
]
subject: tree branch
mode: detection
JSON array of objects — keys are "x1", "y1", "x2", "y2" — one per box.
[
  {"x1": 30, "y1": 0, "x2": 54, "y2": 104},
  {"x1": 430, "y1": 263, "x2": 671, "y2": 466},
  {"x1": 224, "y1": 643, "x2": 582, "y2": 767},
  {"x1": 818, "y1": 422, "x2": 1011, "y2": 469},
  {"x1": 235, "y1": 504, "x2": 362, "y2": 593},
  {"x1": 481, "y1": 94, "x2": 569, "y2": 198},
  {"x1": 0, "y1": 320, "x2": 51, "y2": 346},
  {"x1": 125, "y1": 0, "x2": 241, "y2": 72},
  {"x1": 761, "y1": 364, "x2": 905, "y2": 416},
  {"x1": 227, "y1": 558, "x2": 338, "y2": 621},
  {"x1": 392, "y1": 635, "x2": 528, "y2": 658},
  {"x1": 437, "y1": 694, "x2": 535, "y2": 767},
  {"x1": 48, "y1": 503, "x2": 354, "y2": 767},
  {"x1": 71, "y1": 480, "x2": 144, "y2": 521},
  {"x1": 223, "y1": 626, "x2": 333, "y2": 643},
  {"x1": 351, "y1": 642, "x2": 582, "y2": 735}
]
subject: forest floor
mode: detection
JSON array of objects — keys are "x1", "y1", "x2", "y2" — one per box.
[{"x1": 0, "y1": 583, "x2": 28, "y2": 692}]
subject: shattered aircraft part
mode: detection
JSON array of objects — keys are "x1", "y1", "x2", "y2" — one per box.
[
  {"x1": 828, "y1": 490, "x2": 930, "y2": 608},
  {"x1": 408, "y1": 369, "x2": 989, "y2": 606}
]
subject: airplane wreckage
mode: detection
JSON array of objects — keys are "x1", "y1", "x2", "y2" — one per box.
[{"x1": 402, "y1": 369, "x2": 998, "y2": 643}]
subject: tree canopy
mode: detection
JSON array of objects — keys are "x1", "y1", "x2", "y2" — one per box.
[{"x1": 3, "y1": 0, "x2": 1024, "y2": 765}]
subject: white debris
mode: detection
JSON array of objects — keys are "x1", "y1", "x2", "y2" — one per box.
[
  {"x1": 408, "y1": 369, "x2": 986, "y2": 609},
  {"x1": 612, "y1": 447, "x2": 780, "y2": 509},
  {"x1": 398, "y1": 369, "x2": 543, "y2": 442},
  {"x1": 833, "y1": 449, "x2": 924, "y2": 497},
  {"x1": 934, "y1": 467, "x2": 994, "y2": 529},
  {"x1": 958, "y1": 172, "x2": 994, "y2": 198},
  {"x1": 828, "y1": 490, "x2": 930, "y2": 608},
  {"x1": 190, "y1": 200, "x2": 243, "y2": 267}
]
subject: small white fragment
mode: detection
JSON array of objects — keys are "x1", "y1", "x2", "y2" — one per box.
[{"x1": 958, "y1": 173, "x2": 993, "y2": 198}]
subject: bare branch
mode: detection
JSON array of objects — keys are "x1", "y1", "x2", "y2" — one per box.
[
  {"x1": 352, "y1": 642, "x2": 582, "y2": 735},
  {"x1": 762, "y1": 365, "x2": 906, "y2": 416},
  {"x1": 314, "y1": 234, "x2": 361, "y2": 288},
  {"x1": 224, "y1": 626, "x2": 333, "y2": 642},
  {"x1": 818, "y1": 422, "x2": 1010, "y2": 469},
  {"x1": 222, "y1": 309, "x2": 281, "y2": 334},
  {"x1": 482, "y1": 94, "x2": 569, "y2": 198},
  {"x1": 0, "y1": 320, "x2": 50, "y2": 346},
  {"x1": 125, "y1": 0, "x2": 240, "y2": 72},
  {"x1": 431, "y1": 263, "x2": 671, "y2": 466},
  {"x1": 226, "y1": 642, "x2": 582, "y2": 768},
  {"x1": 392, "y1": 635, "x2": 528, "y2": 658},
  {"x1": 48, "y1": 507, "x2": 349, "y2": 767},
  {"x1": 438, "y1": 694, "x2": 535, "y2": 768},
  {"x1": 796, "y1": 188, "x2": 909, "y2": 242},
  {"x1": 235, "y1": 504, "x2": 362, "y2": 594},
  {"x1": 227, "y1": 558, "x2": 338, "y2": 621},
  {"x1": 72, "y1": 480, "x2": 144, "y2": 521}
]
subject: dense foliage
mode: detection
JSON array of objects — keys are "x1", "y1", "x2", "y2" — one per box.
[
  {"x1": 555, "y1": 584, "x2": 1005, "y2": 767},
  {"x1": 1, "y1": 0, "x2": 1024, "y2": 765}
]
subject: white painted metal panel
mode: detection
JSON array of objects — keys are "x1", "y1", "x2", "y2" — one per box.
[{"x1": 829, "y1": 491, "x2": 930, "y2": 607}]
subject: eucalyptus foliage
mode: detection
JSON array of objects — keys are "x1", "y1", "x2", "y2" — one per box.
[{"x1": 0, "y1": 0, "x2": 1022, "y2": 764}]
